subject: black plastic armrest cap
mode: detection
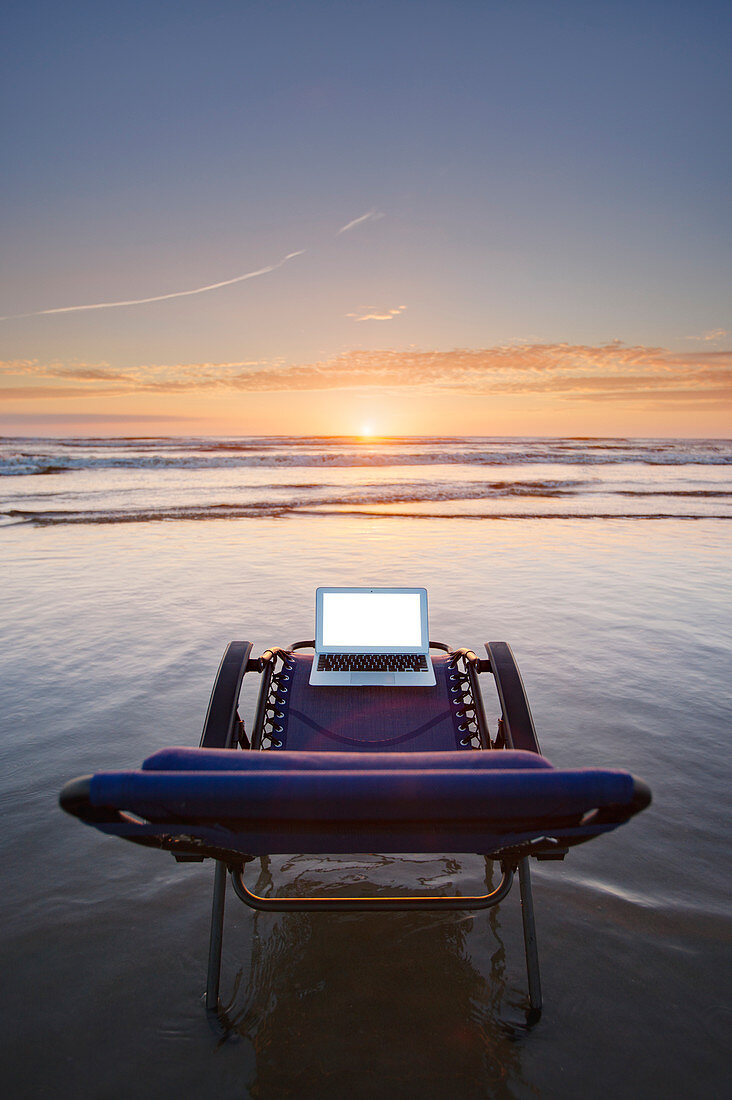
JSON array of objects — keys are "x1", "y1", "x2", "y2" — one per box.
[
  {"x1": 59, "y1": 776, "x2": 92, "y2": 817},
  {"x1": 631, "y1": 777, "x2": 652, "y2": 813}
]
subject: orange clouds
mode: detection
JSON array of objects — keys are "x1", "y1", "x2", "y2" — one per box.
[{"x1": 2, "y1": 342, "x2": 730, "y2": 408}]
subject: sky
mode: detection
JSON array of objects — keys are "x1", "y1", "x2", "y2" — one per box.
[{"x1": 1, "y1": 0, "x2": 730, "y2": 437}]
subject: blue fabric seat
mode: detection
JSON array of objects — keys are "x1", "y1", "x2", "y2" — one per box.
[
  {"x1": 263, "y1": 653, "x2": 468, "y2": 751},
  {"x1": 61, "y1": 639, "x2": 650, "y2": 864}
]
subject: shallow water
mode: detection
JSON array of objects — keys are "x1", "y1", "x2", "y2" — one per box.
[{"x1": 1, "y1": 439, "x2": 730, "y2": 1097}]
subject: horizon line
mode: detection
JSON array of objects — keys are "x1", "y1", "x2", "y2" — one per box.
[{"x1": 1, "y1": 430, "x2": 730, "y2": 442}]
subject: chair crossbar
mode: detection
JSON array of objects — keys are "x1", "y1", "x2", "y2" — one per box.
[{"x1": 229, "y1": 861, "x2": 515, "y2": 912}]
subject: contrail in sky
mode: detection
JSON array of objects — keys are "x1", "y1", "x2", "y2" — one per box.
[
  {"x1": 0, "y1": 250, "x2": 306, "y2": 321},
  {"x1": 337, "y1": 209, "x2": 384, "y2": 234}
]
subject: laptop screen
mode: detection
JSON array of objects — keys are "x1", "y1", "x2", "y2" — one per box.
[{"x1": 319, "y1": 589, "x2": 425, "y2": 651}]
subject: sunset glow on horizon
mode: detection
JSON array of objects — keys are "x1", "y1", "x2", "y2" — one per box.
[{"x1": 2, "y1": 3, "x2": 730, "y2": 439}]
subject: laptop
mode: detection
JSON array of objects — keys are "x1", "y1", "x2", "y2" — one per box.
[{"x1": 309, "y1": 586, "x2": 436, "y2": 687}]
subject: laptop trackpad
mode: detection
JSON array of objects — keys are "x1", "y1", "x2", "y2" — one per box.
[{"x1": 350, "y1": 673, "x2": 395, "y2": 686}]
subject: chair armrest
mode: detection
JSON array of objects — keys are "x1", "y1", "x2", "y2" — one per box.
[
  {"x1": 484, "y1": 641, "x2": 542, "y2": 754},
  {"x1": 200, "y1": 641, "x2": 254, "y2": 749},
  {"x1": 59, "y1": 776, "x2": 175, "y2": 852}
]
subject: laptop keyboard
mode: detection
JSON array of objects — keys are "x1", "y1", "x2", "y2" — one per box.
[{"x1": 317, "y1": 653, "x2": 429, "y2": 672}]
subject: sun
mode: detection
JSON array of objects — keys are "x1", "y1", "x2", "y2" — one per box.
[{"x1": 359, "y1": 423, "x2": 376, "y2": 438}]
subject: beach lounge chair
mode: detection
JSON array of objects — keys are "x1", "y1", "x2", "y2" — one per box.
[{"x1": 60, "y1": 639, "x2": 650, "y2": 1029}]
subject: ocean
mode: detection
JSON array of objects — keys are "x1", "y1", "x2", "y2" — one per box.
[{"x1": 1, "y1": 436, "x2": 730, "y2": 1098}]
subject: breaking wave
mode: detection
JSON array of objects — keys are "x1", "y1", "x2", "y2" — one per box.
[{"x1": 1, "y1": 436, "x2": 730, "y2": 476}]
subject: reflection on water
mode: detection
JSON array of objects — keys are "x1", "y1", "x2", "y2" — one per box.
[
  {"x1": 225, "y1": 857, "x2": 532, "y2": 1099},
  {"x1": 1, "y1": 507, "x2": 729, "y2": 1097}
]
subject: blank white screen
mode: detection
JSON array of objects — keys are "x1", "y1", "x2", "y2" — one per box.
[{"x1": 322, "y1": 592, "x2": 422, "y2": 648}]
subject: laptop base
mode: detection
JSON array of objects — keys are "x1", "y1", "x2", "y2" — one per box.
[{"x1": 308, "y1": 668, "x2": 435, "y2": 687}]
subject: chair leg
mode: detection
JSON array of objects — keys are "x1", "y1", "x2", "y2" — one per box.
[
  {"x1": 206, "y1": 859, "x2": 228, "y2": 1027},
  {"x1": 518, "y1": 857, "x2": 542, "y2": 1018}
]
